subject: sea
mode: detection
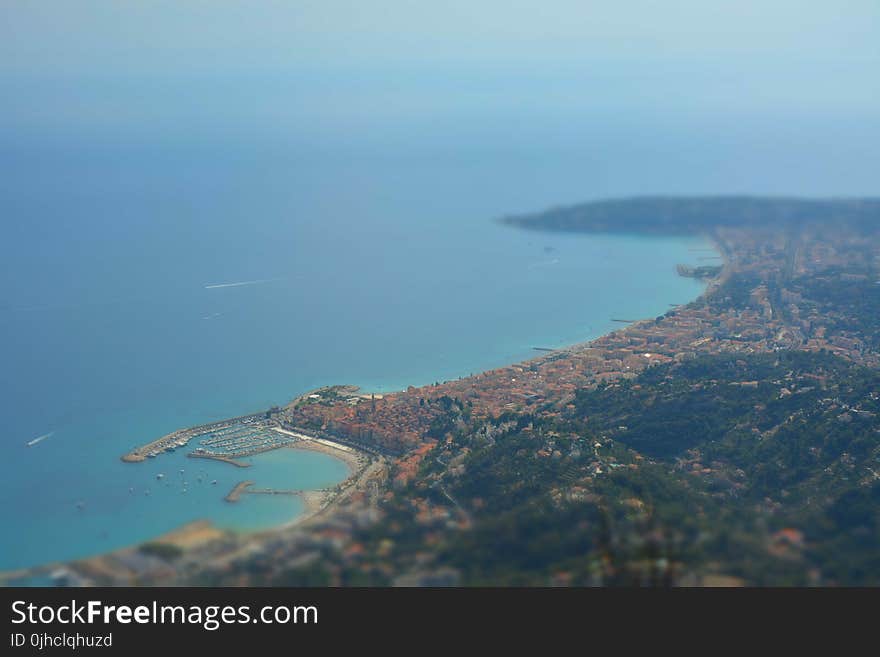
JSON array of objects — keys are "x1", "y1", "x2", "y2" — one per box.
[{"x1": 1, "y1": 71, "x2": 876, "y2": 572}]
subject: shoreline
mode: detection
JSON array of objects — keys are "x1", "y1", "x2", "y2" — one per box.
[
  {"x1": 116, "y1": 233, "x2": 719, "y2": 467},
  {"x1": 283, "y1": 437, "x2": 362, "y2": 475},
  {"x1": 270, "y1": 436, "x2": 378, "y2": 530},
  {"x1": 215, "y1": 433, "x2": 369, "y2": 526},
  {"x1": 342, "y1": 233, "x2": 720, "y2": 396},
  {"x1": 5, "y1": 232, "x2": 721, "y2": 579}
]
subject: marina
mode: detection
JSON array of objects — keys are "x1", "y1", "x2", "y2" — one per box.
[
  {"x1": 191, "y1": 422, "x2": 295, "y2": 459},
  {"x1": 120, "y1": 412, "x2": 275, "y2": 462}
]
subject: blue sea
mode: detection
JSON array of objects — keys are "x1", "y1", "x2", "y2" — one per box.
[{"x1": 1, "y1": 71, "x2": 877, "y2": 571}]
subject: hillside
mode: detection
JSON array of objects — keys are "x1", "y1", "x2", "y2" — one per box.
[{"x1": 502, "y1": 196, "x2": 880, "y2": 235}]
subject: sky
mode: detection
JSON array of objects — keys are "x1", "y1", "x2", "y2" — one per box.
[
  {"x1": 1, "y1": 2, "x2": 878, "y2": 72},
  {"x1": 0, "y1": 1, "x2": 878, "y2": 184},
  {"x1": 2, "y1": 3, "x2": 877, "y2": 90}
]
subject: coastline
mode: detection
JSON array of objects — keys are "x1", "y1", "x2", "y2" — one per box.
[
  {"x1": 347, "y1": 233, "x2": 721, "y2": 396},
  {"x1": 5, "y1": 232, "x2": 720, "y2": 580},
  {"x1": 149, "y1": 234, "x2": 720, "y2": 535},
  {"x1": 9, "y1": 193, "x2": 880, "y2": 586}
]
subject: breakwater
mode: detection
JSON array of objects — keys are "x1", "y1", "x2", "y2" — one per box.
[{"x1": 224, "y1": 481, "x2": 255, "y2": 502}]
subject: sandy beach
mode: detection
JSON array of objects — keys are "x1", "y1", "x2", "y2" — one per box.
[{"x1": 283, "y1": 437, "x2": 363, "y2": 474}]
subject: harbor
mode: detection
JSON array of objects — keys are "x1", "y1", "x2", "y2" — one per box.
[
  {"x1": 120, "y1": 411, "x2": 278, "y2": 462},
  {"x1": 121, "y1": 402, "x2": 368, "y2": 471},
  {"x1": 120, "y1": 406, "x2": 372, "y2": 512}
]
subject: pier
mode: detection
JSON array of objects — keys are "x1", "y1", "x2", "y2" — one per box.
[
  {"x1": 224, "y1": 481, "x2": 255, "y2": 503},
  {"x1": 224, "y1": 481, "x2": 303, "y2": 503},
  {"x1": 187, "y1": 453, "x2": 251, "y2": 468}
]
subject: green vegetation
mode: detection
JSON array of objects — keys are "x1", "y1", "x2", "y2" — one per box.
[
  {"x1": 794, "y1": 272, "x2": 880, "y2": 349},
  {"x1": 333, "y1": 351, "x2": 880, "y2": 585}
]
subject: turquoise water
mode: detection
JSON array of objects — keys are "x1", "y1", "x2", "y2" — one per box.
[
  {"x1": 3, "y1": 72, "x2": 875, "y2": 572},
  {"x1": 0, "y1": 171, "x2": 708, "y2": 570}
]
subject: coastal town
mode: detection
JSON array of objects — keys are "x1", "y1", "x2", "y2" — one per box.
[
  {"x1": 6, "y1": 197, "x2": 880, "y2": 586},
  {"x1": 279, "y1": 221, "x2": 880, "y2": 460}
]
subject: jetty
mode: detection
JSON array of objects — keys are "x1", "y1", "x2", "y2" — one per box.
[
  {"x1": 224, "y1": 481, "x2": 255, "y2": 503},
  {"x1": 187, "y1": 453, "x2": 250, "y2": 468},
  {"x1": 224, "y1": 481, "x2": 303, "y2": 503}
]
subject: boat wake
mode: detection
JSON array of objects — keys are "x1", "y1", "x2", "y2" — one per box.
[
  {"x1": 26, "y1": 431, "x2": 54, "y2": 447},
  {"x1": 204, "y1": 278, "x2": 281, "y2": 290}
]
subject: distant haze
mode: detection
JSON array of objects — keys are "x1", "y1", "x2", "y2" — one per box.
[
  {"x1": 1, "y1": 2, "x2": 878, "y2": 134},
  {"x1": 2, "y1": 2, "x2": 878, "y2": 73}
]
